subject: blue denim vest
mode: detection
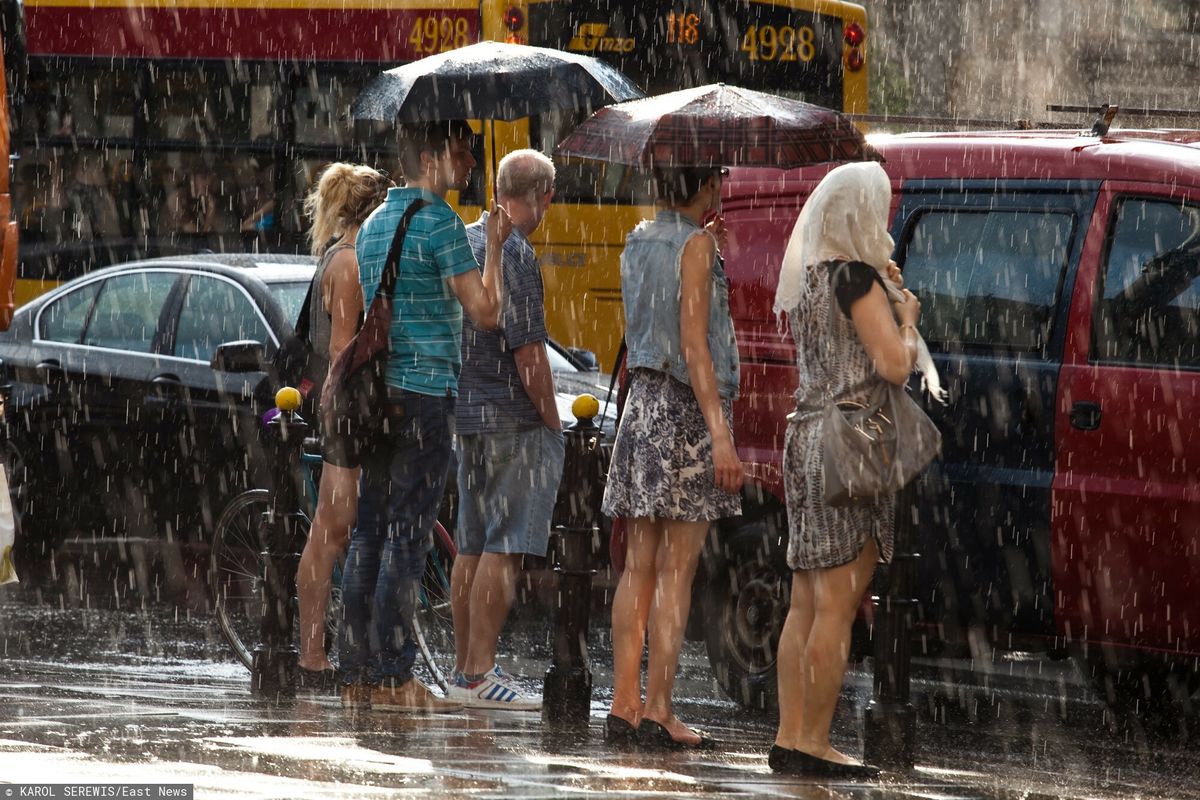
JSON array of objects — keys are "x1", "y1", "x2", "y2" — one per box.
[{"x1": 621, "y1": 210, "x2": 740, "y2": 400}]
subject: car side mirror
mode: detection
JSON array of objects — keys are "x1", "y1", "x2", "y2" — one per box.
[
  {"x1": 567, "y1": 347, "x2": 600, "y2": 372},
  {"x1": 211, "y1": 340, "x2": 265, "y2": 373}
]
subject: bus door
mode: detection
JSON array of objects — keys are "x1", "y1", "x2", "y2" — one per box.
[{"x1": 0, "y1": 0, "x2": 23, "y2": 331}]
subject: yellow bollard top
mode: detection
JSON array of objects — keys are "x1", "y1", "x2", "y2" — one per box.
[
  {"x1": 275, "y1": 386, "x2": 302, "y2": 412},
  {"x1": 572, "y1": 393, "x2": 599, "y2": 421}
]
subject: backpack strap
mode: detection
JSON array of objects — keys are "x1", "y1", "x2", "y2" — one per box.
[{"x1": 374, "y1": 198, "x2": 431, "y2": 303}]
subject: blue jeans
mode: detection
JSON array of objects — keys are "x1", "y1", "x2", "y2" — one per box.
[{"x1": 339, "y1": 391, "x2": 453, "y2": 686}]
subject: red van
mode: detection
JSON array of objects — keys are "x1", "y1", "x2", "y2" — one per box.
[{"x1": 698, "y1": 129, "x2": 1200, "y2": 727}]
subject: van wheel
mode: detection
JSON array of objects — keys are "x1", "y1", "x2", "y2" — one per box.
[
  {"x1": 1082, "y1": 646, "x2": 1200, "y2": 744},
  {"x1": 703, "y1": 514, "x2": 790, "y2": 713}
]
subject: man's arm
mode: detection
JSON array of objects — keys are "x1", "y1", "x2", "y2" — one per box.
[
  {"x1": 513, "y1": 342, "x2": 561, "y2": 431},
  {"x1": 449, "y1": 203, "x2": 511, "y2": 330}
]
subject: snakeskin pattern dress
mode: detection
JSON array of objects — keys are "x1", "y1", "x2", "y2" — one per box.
[{"x1": 783, "y1": 260, "x2": 895, "y2": 570}]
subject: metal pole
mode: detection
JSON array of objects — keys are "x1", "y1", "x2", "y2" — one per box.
[
  {"x1": 250, "y1": 388, "x2": 308, "y2": 698},
  {"x1": 542, "y1": 399, "x2": 604, "y2": 726},
  {"x1": 863, "y1": 481, "x2": 919, "y2": 770}
]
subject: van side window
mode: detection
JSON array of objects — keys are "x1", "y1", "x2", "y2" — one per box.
[
  {"x1": 900, "y1": 209, "x2": 1074, "y2": 350},
  {"x1": 1093, "y1": 198, "x2": 1200, "y2": 370}
]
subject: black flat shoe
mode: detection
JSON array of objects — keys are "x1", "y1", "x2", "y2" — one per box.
[
  {"x1": 297, "y1": 667, "x2": 340, "y2": 693},
  {"x1": 604, "y1": 714, "x2": 639, "y2": 747},
  {"x1": 637, "y1": 718, "x2": 718, "y2": 750},
  {"x1": 768, "y1": 745, "x2": 880, "y2": 779}
]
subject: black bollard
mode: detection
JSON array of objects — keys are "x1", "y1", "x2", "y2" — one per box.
[
  {"x1": 250, "y1": 387, "x2": 309, "y2": 698},
  {"x1": 863, "y1": 481, "x2": 919, "y2": 770},
  {"x1": 542, "y1": 396, "x2": 605, "y2": 726}
]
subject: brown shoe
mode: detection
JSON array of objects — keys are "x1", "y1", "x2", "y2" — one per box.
[
  {"x1": 372, "y1": 678, "x2": 462, "y2": 713},
  {"x1": 340, "y1": 682, "x2": 373, "y2": 711}
]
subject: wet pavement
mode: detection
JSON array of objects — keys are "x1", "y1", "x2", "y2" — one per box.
[{"x1": 1, "y1": 583, "x2": 1198, "y2": 799}]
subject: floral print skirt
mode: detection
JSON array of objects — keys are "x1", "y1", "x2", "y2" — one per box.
[{"x1": 602, "y1": 369, "x2": 742, "y2": 522}]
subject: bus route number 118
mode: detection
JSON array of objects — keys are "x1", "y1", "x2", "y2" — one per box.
[{"x1": 408, "y1": 16, "x2": 472, "y2": 54}]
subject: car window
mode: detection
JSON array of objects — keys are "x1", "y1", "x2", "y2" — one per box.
[
  {"x1": 82, "y1": 272, "x2": 177, "y2": 352},
  {"x1": 1093, "y1": 197, "x2": 1200, "y2": 370},
  {"x1": 175, "y1": 274, "x2": 271, "y2": 363},
  {"x1": 901, "y1": 209, "x2": 1074, "y2": 351},
  {"x1": 39, "y1": 282, "x2": 101, "y2": 343},
  {"x1": 266, "y1": 280, "x2": 311, "y2": 327}
]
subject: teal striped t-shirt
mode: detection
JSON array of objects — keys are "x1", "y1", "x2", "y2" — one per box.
[{"x1": 356, "y1": 187, "x2": 479, "y2": 397}]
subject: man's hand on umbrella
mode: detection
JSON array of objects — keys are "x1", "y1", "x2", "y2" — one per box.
[
  {"x1": 487, "y1": 201, "x2": 513, "y2": 250},
  {"x1": 886, "y1": 259, "x2": 903, "y2": 288}
]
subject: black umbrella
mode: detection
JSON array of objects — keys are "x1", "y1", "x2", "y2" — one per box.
[{"x1": 351, "y1": 41, "x2": 644, "y2": 123}]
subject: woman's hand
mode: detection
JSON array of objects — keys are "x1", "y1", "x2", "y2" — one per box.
[
  {"x1": 705, "y1": 213, "x2": 728, "y2": 251},
  {"x1": 893, "y1": 288, "x2": 921, "y2": 327},
  {"x1": 886, "y1": 259, "x2": 903, "y2": 288},
  {"x1": 712, "y1": 429, "x2": 744, "y2": 495}
]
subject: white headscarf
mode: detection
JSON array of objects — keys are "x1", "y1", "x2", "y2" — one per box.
[{"x1": 773, "y1": 161, "x2": 946, "y2": 401}]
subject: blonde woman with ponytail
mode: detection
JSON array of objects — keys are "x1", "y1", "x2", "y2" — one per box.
[{"x1": 296, "y1": 163, "x2": 391, "y2": 686}]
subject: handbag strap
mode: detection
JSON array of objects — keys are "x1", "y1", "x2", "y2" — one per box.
[{"x1": 372, "y1": 198, "x2": 431, "y2": 307}]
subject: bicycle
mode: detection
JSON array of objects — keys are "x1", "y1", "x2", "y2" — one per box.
[{"x1": 208, "y1": 433, "x2": 458, "y2": 693}]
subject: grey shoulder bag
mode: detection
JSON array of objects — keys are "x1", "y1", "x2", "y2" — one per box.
[{"x1": 820, "y1": 263, "x2": 942, "y2": 507}]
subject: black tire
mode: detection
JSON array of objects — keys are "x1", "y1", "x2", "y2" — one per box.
[
  {"x1": 703, "y1": 512, "x2": 790, "y2": 713},
  {"x1": 209, "y1": 490, "x2": 324, "y2": 670},
  {"x1": 1082, "y1": 645, "x2": 1200, "y2": 744},
  {"x1": 412, "y1": 521, "x2": 456, "y2": 693}
]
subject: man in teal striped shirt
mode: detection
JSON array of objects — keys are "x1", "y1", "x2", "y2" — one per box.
[{"x1": 340, "y1": 120, "x2": 511, "y2": 713}]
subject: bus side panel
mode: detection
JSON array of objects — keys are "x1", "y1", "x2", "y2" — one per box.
[{"x1": 0, "y1": 215, "x2": 14, "y2": 329}]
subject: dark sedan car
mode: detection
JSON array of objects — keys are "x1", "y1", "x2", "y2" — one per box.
[
  {"x1": 0, "y1": 253, "x2": 315, "y2": 572},
  {"x1": 0, "y1": 252, "x2": 614, "y2": 582}
]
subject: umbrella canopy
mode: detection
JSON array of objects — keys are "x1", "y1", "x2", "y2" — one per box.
[
  {"x1": 553, "y1": 84, "x2": 872, "y2": 169},
  {"x1": 351, "y1": 41, "x2": 644, "y2": 123}
]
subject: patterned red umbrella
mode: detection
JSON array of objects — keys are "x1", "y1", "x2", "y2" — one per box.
[{"x1": 553, "y1": 83, "x2": 873, "y2": 169}]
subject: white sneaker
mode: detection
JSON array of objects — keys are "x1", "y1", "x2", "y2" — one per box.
[{"x1": 451, "y1": 665, "x2": 541, "y2": 711}]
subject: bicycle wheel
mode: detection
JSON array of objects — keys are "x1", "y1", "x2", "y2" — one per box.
[
  {"x1": 209, "y1": 490, "x2": 320, "y2": 670},
  {"x1": 412, "y1": 520, "x2": 457, "y2": 692}
]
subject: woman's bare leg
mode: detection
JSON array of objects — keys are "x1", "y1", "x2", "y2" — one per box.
[
  {"x1": 642, "y1": 519, "x2": 709, "y2": 744},
  {"x1": 608, "y1": 517, "x2": 661, "y2": 725},
  {"x1": 774, "y1": 569, "x2": 815, "y2": 749},
  {"x1": 795, "y1": 538, "x2": 879, "y2": 762},
  {"x1": 296, "y1": 463, "x2": 359, "y2": 671}
]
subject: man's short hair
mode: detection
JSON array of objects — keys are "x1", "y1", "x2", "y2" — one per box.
[
  {"x1": 496, "y1": 149, "x2": 556, "y2": 204},
  {"x1": 397, "y1": 120, "x2": 475, "y2": 182}
]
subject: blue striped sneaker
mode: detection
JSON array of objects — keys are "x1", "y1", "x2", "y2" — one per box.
[{"x1": 451, "y1": 665, "x2": 541, "y2": 711}]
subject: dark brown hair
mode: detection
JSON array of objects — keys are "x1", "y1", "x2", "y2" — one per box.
[
  {"x1": 651, "y1": 166, "x2": 725, "y2": 205},
  {"x1": 397, "y1": 120, "x2": 475, "y2": 182}
]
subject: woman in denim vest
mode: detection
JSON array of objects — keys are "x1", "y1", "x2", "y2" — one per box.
[{"x1": 602, "y1": 166, "x2": 743, "y2": 749}]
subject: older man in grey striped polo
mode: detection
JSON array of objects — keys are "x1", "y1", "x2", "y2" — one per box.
[{"x1": 449, "y1": 149, "x2": 565, "y2": 710}]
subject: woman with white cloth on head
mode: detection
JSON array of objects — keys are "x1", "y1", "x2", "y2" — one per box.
[{"x1": 768, "y1": 161, "x2": 941, "y2": 778}]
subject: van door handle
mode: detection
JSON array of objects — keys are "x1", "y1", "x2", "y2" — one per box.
[{"x1": 1069, "y1": 401, "x2": 1102, "y2": 430}]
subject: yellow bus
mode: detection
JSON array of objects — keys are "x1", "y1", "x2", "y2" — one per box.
[
  {"x1": 0, "y1": 0, "x2": 21, "y2": 331},
  {"x1": 15, "y1": 0, "x2": 867, "y2": 366},
  {"x1": 498, "y1": 0, "x2": 870, "y2": 366}
]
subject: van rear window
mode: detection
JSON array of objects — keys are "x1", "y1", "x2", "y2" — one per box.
[{"x1": 901, "y1": 209, "x2": 1074, "y2": 351}]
